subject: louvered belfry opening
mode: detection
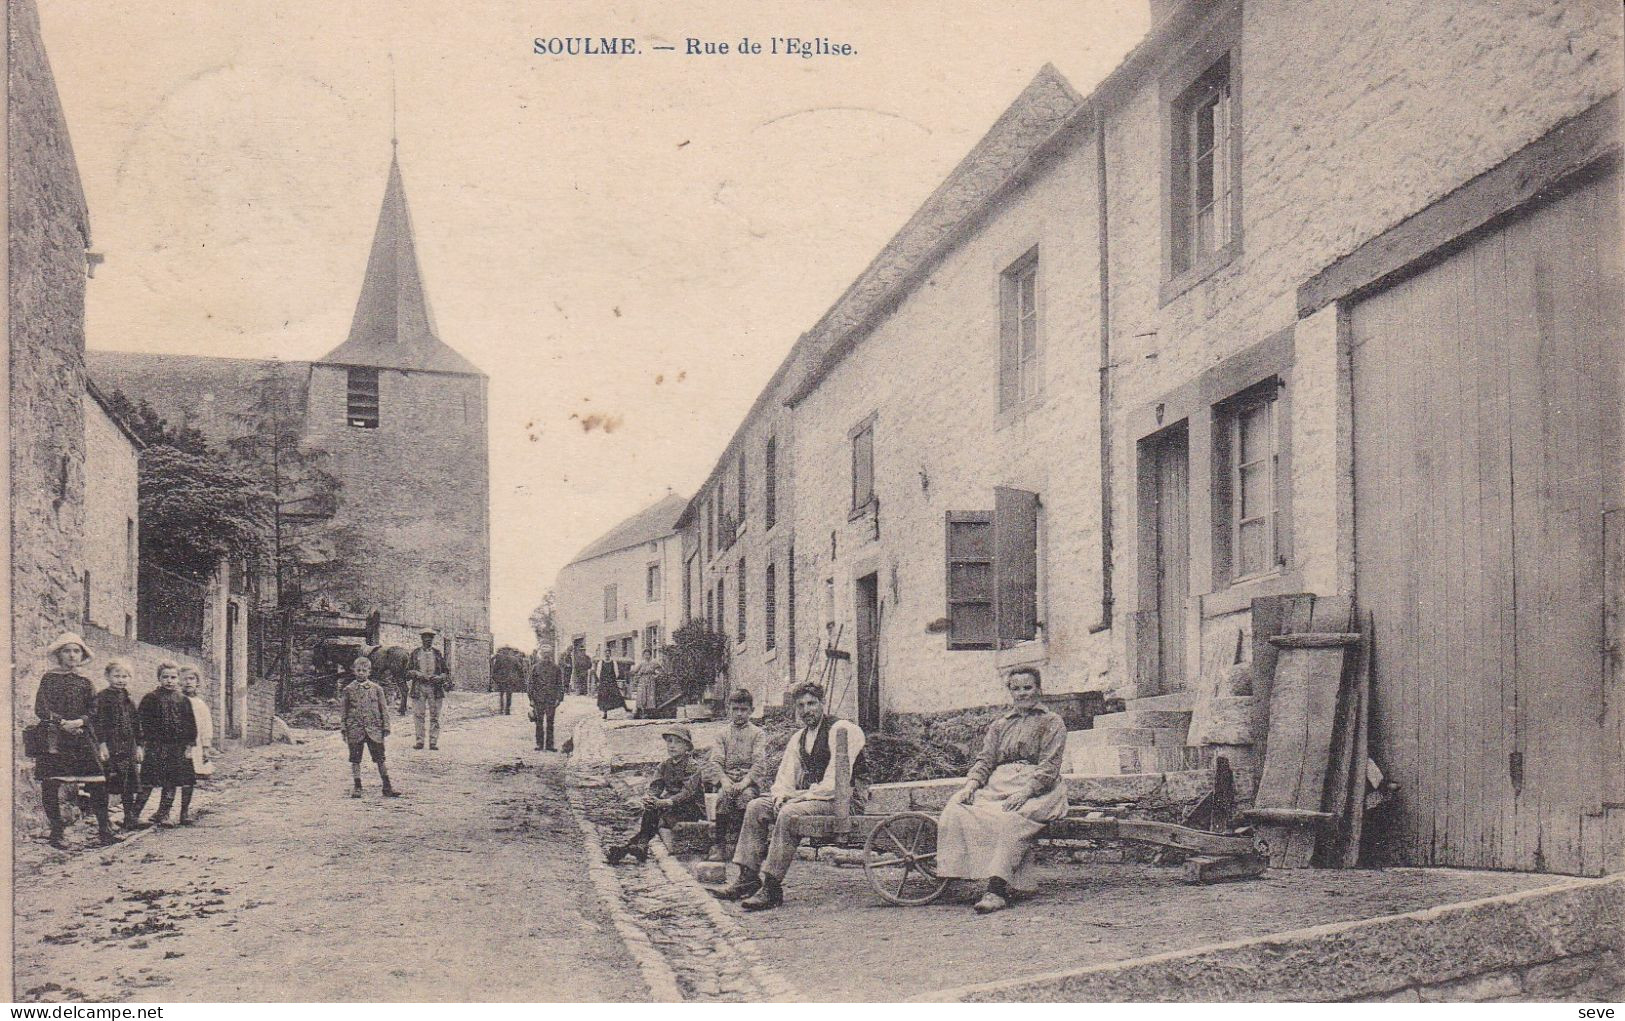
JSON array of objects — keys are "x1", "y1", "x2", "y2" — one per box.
[{"x1": 346, "y1": 366, "x2": 380, "y2": 428}]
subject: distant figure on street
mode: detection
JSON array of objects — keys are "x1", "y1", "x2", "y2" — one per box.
[
  {"x1": 28, "y1": 633, "x2": 118, "y2": 848},
  {"x1": 605, "y1": 725, "x2": 705, "y2": 865},
  {"x1": 138, "y1": 662, "x2": 199, "y2": 827},
  {"x1": 569, "y1": 646, "x2": 592, "y2": 697},
  {"x1": 935, "y1": 667, "x2": 1069, "y2": 914},
  {"x1": 709, "y1": 681, "x2": 866, "y2": 912},
  {"x1": 595, "y1": 652, "x2": 625, "y2": 719},
  {"x1": 491, "y1": 646, "x2": 528, "y2": 715},
  {"x1": 341, "y1": 656, "x2": 401, "y2": 798},
  {"x1": 92, "y1": 659, "x2": 145, "y2": 833},
  {"x1": 707, "y1": 688, "x2": 766, "y2": 863},
  {"x1": 629, "y1": 647, "x2": 663, "y2": 716},
  {"x1": 527, "y1": 652, "x2": 565, "y2": 751},
  {"x1": 408, "y1": 630, "x2": 452, "y2": 750}
]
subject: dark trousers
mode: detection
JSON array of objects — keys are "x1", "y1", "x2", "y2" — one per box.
[
  {"x1": 626, "y1": 799, "x2": 704, "y2": 848},
  {"x1": 42, "y1": 779, "x2": 111, "y2": 833},
  {"x1": 534, "y1": 706, "x2": 556, "y2": 749},
  {"x1": 499, "y1": 691, "x2": 514, "y2": 714}
]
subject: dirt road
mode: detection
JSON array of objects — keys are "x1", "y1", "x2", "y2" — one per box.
[{"x1": 12, "y1": 695, "x2": 647, "y2": 1002}]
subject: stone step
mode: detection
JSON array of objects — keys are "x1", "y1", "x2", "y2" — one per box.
[
  {"x1": 1066, "y1": 742, "x2": 1189, "y2": 776},
  {"x1": 1125, "y1": 692, "x2": 1198, "y2": 711},
  {"x1": 1092, "y1": 709, "x2": 1193, "y2": 731},
  {"x1": 861, "y1": 767, "x2": 1252, "y2": 814},
  {"x1": 1066, "y1": 726, "x2": 1185, "y2": 748}
]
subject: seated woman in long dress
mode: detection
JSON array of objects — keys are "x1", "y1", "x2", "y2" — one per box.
[{"x1": 936, "y1": 667, "x2": 1069, "y2": 914}]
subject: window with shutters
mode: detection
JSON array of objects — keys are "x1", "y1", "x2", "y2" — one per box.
[
  {"x1": 945, "y1": 488, "x2": 1041, "y2": 651},
  {"x1": 786, "y1": 547, "x2": 797, "y2": 677},
  {"x1": 998, "y1": 248, "x2": 1041, "y2": 413},
  {"x1": 850, "y1": 415, "x2": 876, "y2": 513},
  {"x1": 764, "y1": 436, "x2": 778, "y2": 529},
  {"x1": 1212, "y1": 378, "x2": 1288, "y2": 585},
  {"x1": 765, "y1": 562, "x2": 777, "y2": 652},
  {"x1": 736, "y1": 557, "x2": 747, "y2": 643},
  {"x1": 603, "y1": 583, "x2": 618, "y2": 623},
  {"x1": 346, "y1": 367, "x2": 380, "y2": 428}
]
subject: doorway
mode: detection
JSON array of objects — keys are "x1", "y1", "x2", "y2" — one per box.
[
  {"x1": 855, "y1": 572, "x2": 881, "y2": 732},
  {"x1": 1137, "y1": 421, "x2": 1190, "y2": 694}
]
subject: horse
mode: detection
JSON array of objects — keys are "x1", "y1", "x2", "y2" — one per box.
[{"x1": 364, "y1": 644, "x2": 416, "y2": 715}]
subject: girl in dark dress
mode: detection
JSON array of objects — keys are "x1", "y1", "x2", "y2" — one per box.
[
  {"x1": 92, "y1": 658, "x2": 146, "y2": 831},
  {"x1": 31, "y1": 633, "x2": 119, "y2": 848},
  {"x1": 137, "y1": 662, "x2": 198, "y2": 827},
  {"x1": 596, "y1": 655, "x2": 625, "y2": 719}
]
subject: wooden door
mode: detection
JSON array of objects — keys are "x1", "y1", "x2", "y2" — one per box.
[
  {"x1": 1353, "y1": 169, "x2": 1623, "y2": 875},
  {"x1": 855, "y1": 572, "x2": 881, "y2": 731},
  {"x1": 1152, "y1": 425, "x2": 1191, "y2": 694}
]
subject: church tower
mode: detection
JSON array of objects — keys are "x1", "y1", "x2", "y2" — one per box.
[{"x1": 305, "y1": 153, "x2": 492, "y2": 690}]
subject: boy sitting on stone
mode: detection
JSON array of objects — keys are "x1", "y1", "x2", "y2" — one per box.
[{"x1": 606, "y1": 725, "x2": 704, "y2": 865}]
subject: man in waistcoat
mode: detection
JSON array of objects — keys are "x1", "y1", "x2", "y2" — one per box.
[
  {"x1": 408, "y1": 630, "x2": 452, "y2": 750},
  {"x1": 708, "y1": 681, "x2": 865, "y2": 912}
]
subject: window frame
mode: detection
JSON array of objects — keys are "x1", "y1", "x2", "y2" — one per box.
[
  {"x1": 1160, "y1": 4, "x2": 1242, "y2": 304},
  {"x1": 1212, "y1": 377, "x2": 1289, "y2": 587},
  {"x1": 764, "y1": 561, "x2": 777, "y2": 653},
  {"x1": 944, "y1": 511, "x2": 995, "y2": 651},
  {"x1": 736, "y1": 556, "x2": 747, "y2": 645},
  {"x1": 998, "y1": 246, "x2": 1043, "y2": 414},
  {"x1": 602, "y1": 583, "x2": 618, "y2": 623},
  {"x1": 764, "y1": 435, "x2": 778, "y2": 530},
  {"x1": 646, "y1": 560, "x2": 662, "y2": 603}
]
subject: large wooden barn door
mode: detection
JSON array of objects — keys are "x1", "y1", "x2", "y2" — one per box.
[{"x1": 1353, "y1": 169, "x2": 1623, "y2": 875}]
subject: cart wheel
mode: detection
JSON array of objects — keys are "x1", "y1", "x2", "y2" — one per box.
[{"x1": 863, "y1": 812, "x2": 949, "y2": 906}]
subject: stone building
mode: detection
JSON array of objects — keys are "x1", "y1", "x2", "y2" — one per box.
[
  {"x1": 554, "y1": 494, "x2": 687, "y2": 680},
  {"x1": 82, "y1": 381, "x2": 141, "y2": 640},
  {"x1": 8, "y1": 0, "x2": 92, "y2": 671},
  {"x1": 673, "y1": 0, "x2": 1622, "y2": 875},
  {"x1": 90, "y1": 153, "x2": 494, "y2": 691}
]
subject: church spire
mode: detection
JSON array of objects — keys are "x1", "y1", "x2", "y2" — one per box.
[{"x1": 317, "y1": 154, "x2": 481, "y2": 376}]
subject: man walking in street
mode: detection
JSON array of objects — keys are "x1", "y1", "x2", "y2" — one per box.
[
  {"x1": 527, "y1": 651, "x2": 565, "y2": 751},
  {"x1": 409, "y1": 630, "x2": 451, "y2": 751}
]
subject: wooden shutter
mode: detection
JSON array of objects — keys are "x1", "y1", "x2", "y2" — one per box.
[
  {"x1": 945, "y1": 511, "x2": 994, "y2": 650},
  {"x1": 993, "y1": 487, "x2": 1039, "y2": 647}
]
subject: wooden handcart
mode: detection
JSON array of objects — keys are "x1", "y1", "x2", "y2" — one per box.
[{"x1": 791, "y1": 731, "x2": 1270, "y2": 907}]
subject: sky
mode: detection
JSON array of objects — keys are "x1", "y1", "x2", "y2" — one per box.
[{"x1": 38, "y1": 0, "x2": 1149, "y2": 648}]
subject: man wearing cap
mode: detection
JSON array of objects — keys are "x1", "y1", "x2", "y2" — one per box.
[
  {"x1": 408, "y1": 630, "x2": 452, "y2": 750},
  {"x1": 605, "y1": 724, "x2": 705, "y2": 865},
  {"x1": 710, "y1": 681, "x2": 865, "y2": 911}
]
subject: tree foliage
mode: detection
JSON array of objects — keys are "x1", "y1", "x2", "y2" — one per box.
[
  {"x1": 103, "y1": 389, "x2": 210, "y2": 455},
  {"x1": 528, "y1": 590, "x2": 558, "y2": 654},
  {"x1": 139, "y1": 445, "x2": 271, "y2": 579},
  {"x1": 664, "y1": 619, "x2": 730, "y2": 704}
]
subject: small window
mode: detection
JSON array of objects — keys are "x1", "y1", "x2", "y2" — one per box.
[
  {"x1": 646, "y1": 562, "x2": 661, "y2": 602},
  {"x1": 717, "y1": 578, "x2": 726, "y2": 638},
  {"x1": 764, "y1": 436, "x2": 778, "y2": 529},
  {"x1": 706, "y1": 588, "x2": 715, "y2": 630},
  {"x1": 765, "y1": 562, "x2": 777, "y2": 652},
  {"x1": 1213, "y1": 379, "x2": 1285, "y2": 585},
  {"x1": 603, "y1": 583, "x2": 618, "y2": 623},
  {"x1": 851, "y1": 418, "x2": 875, "y2": 512},
  {"x1": 124, "y1": 613, "x2": 134, "y2": 639},
  {"x1": 126, "y1": 517, "x2": 137, "y2": 588},
  {"x1": 736, "y1": 556, "x2": 747, "y2": 643},
  {"x1": 1171, "y1": 56, "x2": 1234, "y2": 277},
  {"x1": 999, "y1": 248, "x2": 1041, "y2": 411},
  {"x1": 346, "y1": 367, "x2": 380, "y2": 428},
  {"x1": 786, "y1": 547, "x2": 796, "y2": 675},
  {"x1": 737, "y1": 450, "x2": 747, "y2": 523},
  {"x1": 944, "y1": 490, "x2": 1041, "y2": 651},
  {"x1": 644, "y1": 623, "x2": 661, "y2": 653},
  {"x1": 944, "y1": 513, "x2": 993, "y2": 650}
]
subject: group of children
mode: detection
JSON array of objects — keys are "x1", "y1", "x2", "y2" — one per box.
[{"x1": 29, "y1": 633, "x2": 213, "y2": 850}]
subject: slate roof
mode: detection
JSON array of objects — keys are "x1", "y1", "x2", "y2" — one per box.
[
  {"x1": 86, "y1": 351, "x2": 309, "y2": 446},
  {"x1": 565, "y1": 493, "x2": 689, "y2": 567},
  {"x1": 318, "y1": 154, "x2": 482, "y2": 376}
]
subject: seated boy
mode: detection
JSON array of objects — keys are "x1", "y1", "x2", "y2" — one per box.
[
  {"x1": 708, "y1": 688, "x2": 766, "y2": 862},
  {"x1": 606, "y1": 725, "x2": 704, "y2": 864}
]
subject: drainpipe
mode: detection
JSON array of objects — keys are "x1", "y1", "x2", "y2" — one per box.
[{"x1": 1091, "y1": 107, "x2": 1115, "y2": 634}]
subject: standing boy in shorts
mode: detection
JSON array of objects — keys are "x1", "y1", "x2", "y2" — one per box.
[{"x1": 340, "y1": 657, "x2": 401, "y2": 799}]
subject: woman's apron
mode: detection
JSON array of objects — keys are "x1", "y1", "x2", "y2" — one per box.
[{"x1": 935, "y1": 762, "x2": 1068, "y2": 892}]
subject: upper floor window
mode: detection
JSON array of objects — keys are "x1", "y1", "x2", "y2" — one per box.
[
  {"x1": 603, "y1": 583, "x2": 618, "y2": 623},
  {"x1": 736, "y1": 450, "x2": 747, "y2": 523},
  {"x1": 1168, "y1": 50, "x2": 1238, "y2": 283},
  {"x1": 646, "y1": 561, "x2": 661, "y2": 602},
  {"x1": 736, "y1": 556, "x2": 747, "y2": 644},
  {"x1": 346, "y1": 367, "x2": 380, "y2": 428},
  {"x1": 764, "y1": 436, "x2": 778, "y2": 529},
  {"x1": 765, "y1": 561, "x2": 777, "y2": 652},
  {"x1": 999, "y1": 248, "x2": 1041, "y2": 411},
  {"x1": 850, "y1": 416, "x2": 875, "y2": 512}
]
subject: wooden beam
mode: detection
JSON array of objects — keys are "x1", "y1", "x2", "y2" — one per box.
[{"x1": 1298, "y1": 93, "x2": 1620, "y2": 317}]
